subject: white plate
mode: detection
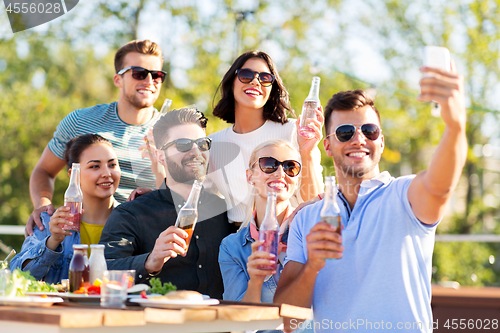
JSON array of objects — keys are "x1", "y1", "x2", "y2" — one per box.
[
  {"x1": 129, "y1": 297, "x2": 219, "y2": 309},
  {"x1": 25, "y1": 291, "x2": 63, "y2": 297},
  {"x1": 127, "y1": 283, "x2": 150, "y2": 294},
  {"x1": 0, "y1": 296, "x2": 64, "y2": 307},
  {"x1": 58, "y1": 293, "x2": 101, "y2": 303}
]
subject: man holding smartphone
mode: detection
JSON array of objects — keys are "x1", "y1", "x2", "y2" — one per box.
[{"x1": 274, "y1": 61, "x2": 467, "y2": 333}]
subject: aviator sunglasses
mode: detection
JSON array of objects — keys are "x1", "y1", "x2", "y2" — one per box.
[
  {"x1": 327, "y1": 123, "x2": 381, "y2": 143},
  {"x1": 161, "y1": 137, "x2": 212, "y2": 152},
  {"x1": 117, "y1": 66, "x2": 167, "y2": 83},
  {"x1": 251, "y1": 157, "x2": 302, "y2": 177},
  {"x1": 235, "y1": 68, "x2": 276, "y2": 87}
]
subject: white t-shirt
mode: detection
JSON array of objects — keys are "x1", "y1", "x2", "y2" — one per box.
[{"x1": 207, "y1": 119, "x2": 323, "y2": 223}]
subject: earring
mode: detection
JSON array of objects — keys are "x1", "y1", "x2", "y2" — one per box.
[{"x1": 250, "y1": 182, "x2": 254, "y2": 185}]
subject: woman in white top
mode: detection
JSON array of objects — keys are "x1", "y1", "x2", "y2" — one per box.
[{"x1": 208, "y1": 50, "x2": 324, "y2": 224}]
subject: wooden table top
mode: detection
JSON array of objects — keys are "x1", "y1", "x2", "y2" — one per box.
[{"x1": 0, "y1": 301, "x2": 312, "y2": 328}]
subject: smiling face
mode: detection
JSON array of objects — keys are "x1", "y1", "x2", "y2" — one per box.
[
  {"x1": 324, "y1": 105, "x2": 384, "y2": 180},
  {"x1": 162, "y1": 123, "x2": 209, "y2": 185},
  {"x1": 233, "y1": 57, "x2": 273, "y2": 113},
  {"x1": 247, "y1": 145, "x2": 300, "y2": 203},
  {"x1": 114, "y1": 52, "x2": 162, "y2": 110},
  {"x1": 76, "y1": 143, "x2": 121, "y2": 200}
]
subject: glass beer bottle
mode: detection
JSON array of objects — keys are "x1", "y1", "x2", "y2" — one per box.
[
  {"x1": 69, "y1": 244, "x2": 90, "y2": 292},
  {"x1": 174, "y1": 179, "x2": 203, "y2": 252},
  {"x1": 299, "y1": 76, "x2": 321, "y2": 138},
  {"x1": 258, "y1": 190, "x2": 279, "y2": 270},
  {"x1": 320, "y1": 176, "x2": 342, "y2": 235},
  {"x1": 63, "y1": 163, "x2": 83, "y2": 232}
]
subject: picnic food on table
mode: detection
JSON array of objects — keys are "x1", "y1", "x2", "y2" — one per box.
[
  {"x1": 3, "y1": 269, "x2": 58, "y2": 296},
  {"x1": 157, "y1": 290, "x2": 204, "y2": 301},
  {"x1": 149, "y1": 277, "x2": 176, "y2": 295}
]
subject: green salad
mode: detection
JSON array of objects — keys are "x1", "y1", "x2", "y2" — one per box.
[
  {"x1": 3, "y1": 269, "x2": 58, "y2": 296},
  {"x1": 149, "y1": 277, "x2": 176, "y2": 295}
]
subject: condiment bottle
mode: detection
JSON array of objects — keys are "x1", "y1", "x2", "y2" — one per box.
[
  {"x1": 89, "y1": 244, "x2": 107, "y2": 285},
  {"x1": 69, "y1": 244, "x2": 89, "y2": 292}
]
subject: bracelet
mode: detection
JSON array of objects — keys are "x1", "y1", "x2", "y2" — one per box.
[{"x1": 318, "y1": 194, "x2": 323, "y2": 200}]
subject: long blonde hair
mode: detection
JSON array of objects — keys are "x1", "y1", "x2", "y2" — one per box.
[{"x1": 238, "y1": 139, "x2": 300, "y2": 231}]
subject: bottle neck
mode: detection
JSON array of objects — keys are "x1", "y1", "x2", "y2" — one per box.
[
  {"x1": 183, "y1": 180, "x2": 202, "y2": 209},
  {"x1": 73, "y1": 249, "x2": 87, "y2": 257},
  {"x1": 323, "y1": 180, "x2": 335, "y2": 203},
  {"x1": 320, "y1": 177, "x2": 341, "y2": 216},
  {"x1": 260, "y1": 192, "x2": 278, "y2": 231},
  {"x1": 306, "y1": 78, "x2": 320, "y2": 101},
  {"x1": 90, "y1": 248, "x2": 104, "y2": 255},
  {"x1": 69, "y1": 166, "x2": 80, "y2": 187}
]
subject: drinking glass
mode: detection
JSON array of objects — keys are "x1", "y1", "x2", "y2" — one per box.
[
  {"x1": 0, "y1": 269, "x2": 10, "y2": 296},
  {"x1": 100, "y1": 270, "x2": 135, "y2": 308}
]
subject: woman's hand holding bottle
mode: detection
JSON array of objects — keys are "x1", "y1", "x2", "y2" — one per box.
[
  {"x1": 247, "y1": 240, "x2": 277, "y2": 283},
  {"x1": 46, "y1": 206, "x2": 75, "y2": 251},
  {"x1": 296, "y1": 106, "x2": 324, "y2": 155}
]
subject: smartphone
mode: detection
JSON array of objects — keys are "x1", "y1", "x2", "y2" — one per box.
[
  {"x1": 422, "y1": 46, "x2": 450, "y2": 72},
  {"x1": 422, "y1": 46, "x2": 450, "y2": 115}
]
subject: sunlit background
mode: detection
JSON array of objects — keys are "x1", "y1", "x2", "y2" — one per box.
[{"x1": 1, "y1": 0, "x2": 500, "y2": 286}]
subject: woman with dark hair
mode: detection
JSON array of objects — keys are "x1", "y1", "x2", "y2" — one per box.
[
  {"x1": 209, "y1": 50, "x2": 323, "y2": 224},
  {"x1": 11, "y1": 134, "x2": 120, "y2": 283}
]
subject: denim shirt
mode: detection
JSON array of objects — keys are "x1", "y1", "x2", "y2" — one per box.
[
  {"x1": 219, "y1": 224, "x2": 313, "y2": 333},
  {"x1": 10, "y1": 212, "x2": 79, "y2": 283},
  {"x1": 219, "y1": 224, "x2": 283, "y2": 303}
]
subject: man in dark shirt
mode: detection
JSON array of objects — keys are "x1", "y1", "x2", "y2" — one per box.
[{"x1": 99, "y1": 107, "x2": 235, "y2": 299}]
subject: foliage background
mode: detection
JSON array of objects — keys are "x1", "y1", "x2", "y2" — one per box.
[{"x1": 1, "y1": 0, "x2": 500, "y2": 285}]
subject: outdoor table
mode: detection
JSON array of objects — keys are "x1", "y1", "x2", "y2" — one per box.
[{"x1": 0, "y1": 300, "x2": 311, "y2": 333}]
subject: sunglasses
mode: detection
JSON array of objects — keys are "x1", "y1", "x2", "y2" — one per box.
[
  {"x1": 235, "y1": 68, "x2": 276, "y2": 87},
  {"x1": 251, "y1": 157, "x2": 301, "y2": 177},
  {"x1": 117, "y1": 66, "x2": 167, "y2": 83},
  {"x1": 161, "y1": 137, "x2": 212, "y2": 152},
  {"x1": 328, "y1": 123, "x2": 381, "y2": 143}
]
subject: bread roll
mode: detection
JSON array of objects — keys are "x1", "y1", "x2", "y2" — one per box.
[{"x1": 163, "y1": 290, "x2": 204, "y2": 301}]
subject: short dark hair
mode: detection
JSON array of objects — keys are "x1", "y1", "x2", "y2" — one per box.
[
  {"x1": 114, "y1": 40, "x2": 163, "y2": 73},
  {"x1": 212, "y1": 50, "x2": 294, "y2": 124},
  {"x1": 64, "y1": 134, "x2": 113, "y2": 169},
  {"x1": 153, "y1": 107, "x2": 208, "y2": 148},
  {"x1": 324, "y1": 90, "x2": 381, "y2": 135}
]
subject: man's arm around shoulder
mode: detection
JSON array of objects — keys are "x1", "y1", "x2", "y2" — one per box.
[{"x1": 26, "y1": 147, "x2": 66, "y2": 235}]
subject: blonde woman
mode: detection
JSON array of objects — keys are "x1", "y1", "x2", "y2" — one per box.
[{"x1": 219, "y1": 139, "x2": 314, "y2": 332}]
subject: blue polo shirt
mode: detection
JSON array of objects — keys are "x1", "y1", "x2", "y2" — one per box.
[{"x1": 286, "y1": 172, "x2": 439, "y2": 333}]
